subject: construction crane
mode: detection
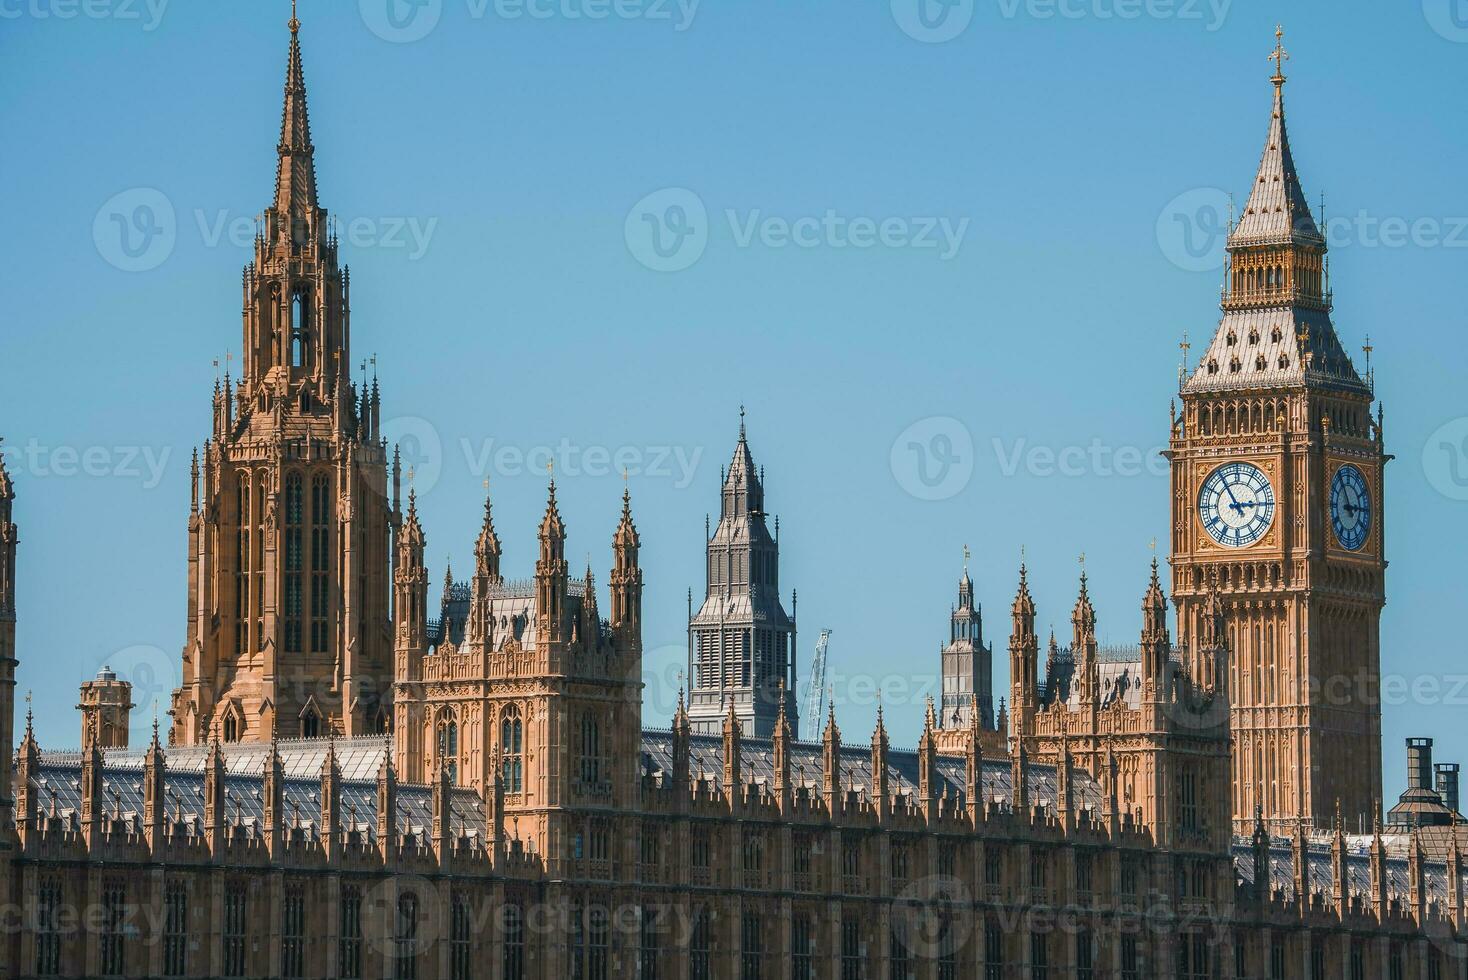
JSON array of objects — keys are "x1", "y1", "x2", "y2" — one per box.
[{"x1": 803, "y1": 629, "x2": 832, "y2": 742}]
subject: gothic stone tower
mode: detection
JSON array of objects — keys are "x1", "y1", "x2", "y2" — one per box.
[
  {"x1": 393, "y1": 480, "x2": 645, "y2": 871},
  {"x1": 77, "y1": 667, "x2": 134, "y2": 750},
  {"x1": 689, "y1": 418, "x2": 797, "y2": 738},
  {"x1": 940, "y1": 561, "x2": 993, "y2": 730},
  {"x1": 1170, "y1": 35, "x2": 1385, "y2": 833},
  {"x1": 170, "y1": 14, "x2": 397, "y2": 745}
]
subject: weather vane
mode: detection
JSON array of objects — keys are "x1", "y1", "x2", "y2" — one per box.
[{"x1": 1270, "y1": 25, "x2": 1289, "y2": 82}]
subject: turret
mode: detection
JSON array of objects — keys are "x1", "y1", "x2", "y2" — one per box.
[
  {"x1": 610, "y1": 485, "x2": 643, "y2": 636},
  {"x1": 1071, "y1": 571, "x2": 1098, "y2": 704},
  {"x1": 432, "y1": 756, "x2": 453, "y2": 866},
  {"x1": 263, "y1": 738, "x2": 285, "y2": 857},
  {"x1": 80, "y1": 715, "x2": 104, "y2": 845},
  {"x1": 465, "y1": 485, "x2": 501, "y2": 646},
  {"x1": 821, "y1": 701, "x2": 841, "y2": 811},
  {"x1": 965, "y1": 695, "x2": 984, "y2": 821},
  {"x1": 1141, "y1": 559, "x2": 1171, "y2": 688},
  {"x1": 203, "y1": 736, "x2": 227, "y2": 854},
  {"x1": 871, "y1": 704, "x2": 890, "y2": 819},
  {"x1": 1008, "y1": 564, "x2": 1039, "y2": 737},
  {"x1": 671, "y1": 690, "x2": 691, "y2": 809},
  {"x1": 918, "y1": 699, "x2": 938, "y2": 821},
  {"x1": 377, "y1": 748, "x2": 398, "y2": 859},
  {"x1": 78, "y1": 666, "x2": 134, "y2": 750},
  {"x1": 143, "y1": 719, "x2": 166, "y2": 847},
  {"x1": 321, "y1": 737, "x2": 341, "y2": 859},
  {"x1": 535, "y1": 476, "x2": 568, "y2": 648},
  {"x1": 1251, "y1": 804, "x2": 1271, "y2": 904},
  {"x1": 15, "y1": 702, "x2": 39, "y2": 837},
  {"x1": 722, "y1": 699, "x2": 742, "y2": 806},
  {"x1": 773, "y1": 685, "x2": 792, "y2": 813},
  {"x1": 394, "y1": 491, "x2": 428, "y2": 682}
]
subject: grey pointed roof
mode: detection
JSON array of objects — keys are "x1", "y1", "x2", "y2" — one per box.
[{"x1": 1229, "y1": 78, "x2": 1322, "y2": 249}]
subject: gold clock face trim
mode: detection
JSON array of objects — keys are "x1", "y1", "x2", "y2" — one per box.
[{"x1": 1197, "y1": 462, "x2": 1277, "y2": 549}]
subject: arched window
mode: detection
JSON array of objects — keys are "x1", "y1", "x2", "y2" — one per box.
[
  {"x1": 301, "y1": 705, "x2": 321, "y2": 739},
  {"x1": 394, "y1": 893, "x2": 419, "y2": 980},
  {"x1": 309, "y1": 475, "x2": 331, "y2": 654},
  {"x1": 501, "y1": 706, "x2": 524, "y2": 793},
  {"x1": 290, "y1": 293, "x2": 306, "y2": 369},
  {"x1": 283, "y1": 473, "x2": 304, "y2": 654},
  {"x1": 437, "y1": 717, "x2": 459, "y2": 785},
  {"x1": 690, "y1": 907, "x2": 712, "y2": 980},
  {"x1": 223, "y1": 713, "x2": 239, "y2": 743},
  {"x1": 579, "y1": 712, "x2": 601, "y2": 784}
]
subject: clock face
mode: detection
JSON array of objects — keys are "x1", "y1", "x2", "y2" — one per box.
[
  {"x1": 1330, "y1": 465, "x2": 1372, "y2": 551},
  {"x1": 1198, "y1": 462, "x2": 1276, "y2": 548}
]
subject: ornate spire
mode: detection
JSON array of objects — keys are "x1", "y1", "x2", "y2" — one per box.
[
  {"x1": 274, "y1": 0, "x2": 318, "y2": 221},
  {"x1": 1231, "y1": 26, "x2": 1319, "y2": 248},
  {"x1": 475, "y1": 482, "x2": 501, "y2": 580}
]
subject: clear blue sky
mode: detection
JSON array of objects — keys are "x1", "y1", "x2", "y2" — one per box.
[{"x1": 2, "y1": 0, "x2": 1465, "y2": 805}]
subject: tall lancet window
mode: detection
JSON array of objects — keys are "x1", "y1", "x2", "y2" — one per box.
[
  {"x1": 235, "y1": 473, "x2": 250, "y2": 656},
  {"x1": 284, "y1": 473, "x2": 304, "y2": 654},
  {"x1": 290, "y1": 291, "x2": 307, "y2": 368},
  {"x1": 438, "y1": 717, "x2": 459, "y2": 784},
  {"x1": 310, "y1": 475, "x2": 331, "y2": 654},
  {"x1": 501, "y1": 706, "x2": 524, "y2": 793},
  {"x1": 580, "y1": 712, "x2": 601, "y2": 784}
]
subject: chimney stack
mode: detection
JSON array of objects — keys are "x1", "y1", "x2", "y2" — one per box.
[
  {"x1": 1436, "y1": 763, "x2": 1461, "y2": 815},
  {"x1": 1407, "y1": 738, "x2": 1434, "y2": 792}
]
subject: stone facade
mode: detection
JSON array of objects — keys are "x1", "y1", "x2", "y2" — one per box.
[{"x1": 1, "y1": 19, "x2": 1463, "y2": 980}]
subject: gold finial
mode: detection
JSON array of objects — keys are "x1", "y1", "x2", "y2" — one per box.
[
  {"x1": 406, "y1": 466, "x2": 416, "y2": 491},
  {"x1": 289, "y1": 0, "x2": 300, "y2": 33},
  {"x1": 963, "y1": 544, "x2": 971, "y2": 571},
  {"x1": 1269, "y1": 25, "x2": 1289, "y2": 85},
  {"x1": 1149, "y1": 537, "x2": 1158, "y2": 555}
]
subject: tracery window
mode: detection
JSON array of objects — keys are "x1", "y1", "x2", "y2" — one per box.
[
  {"x1": 281, "y1": 882, "x2": 306, "y2": 979},
  {"x1": 35, "y1": 877, "x2": 63, "y2": 977},
  {"x1": 223, "y1": 881, "x2": 247, "y2": 978},
  {"x1": 438, "y1": 716, "x2": 459, "y2": 784},
  {"x1": 100, "y1": 878, "x2": 127, "y2": 977},
  {"x1": 284, "y1": 472, "x2": 304, "y2": 653},
  {"x1": 501, "y1": 705, "x2": 523, "y2": 792},
  {"x1": 579, "y1": 711, "x2": 602, "y2": 784},
  {"x1": 340, "y1": 886, "x2": 363, "y2": 980},
  {"x1": 394, "y1": 892, "x2": 420, "y2": 980},
  {"x1": 310, "y1": 475, "x2": 331, "y2": 653}
]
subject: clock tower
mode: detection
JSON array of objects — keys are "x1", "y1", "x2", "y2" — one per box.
[{"x1": 1169, "y1": 32, "x2": 1387, "y2": 834}]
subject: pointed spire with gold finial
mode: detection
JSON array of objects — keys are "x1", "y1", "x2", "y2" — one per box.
[{"x1": 274, "y1": 0, "x2": 318, "y2": 222}]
